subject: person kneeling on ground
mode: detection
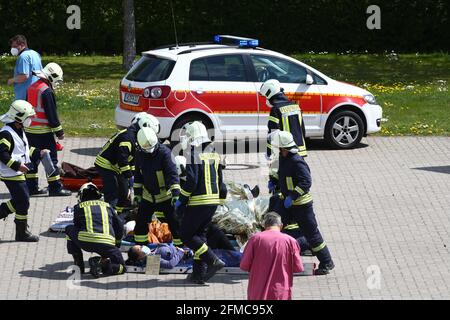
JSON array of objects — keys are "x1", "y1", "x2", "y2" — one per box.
[{"x1": 65, "y1": 183, "x2": 126, "y2": 278}]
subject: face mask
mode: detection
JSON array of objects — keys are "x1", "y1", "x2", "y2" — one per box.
[
  {"x1": 141, "y1": 246, "x2": 151, "y2": 256},
  {"x1": 10, "y1": 48, "x2": 19, "y2": 56},
  {"x1": 22, "y1": 118, "x2": 32, "y2": 128},
  {"x1": 180, "y1": 135, "x2": 189, "y2": 150}
]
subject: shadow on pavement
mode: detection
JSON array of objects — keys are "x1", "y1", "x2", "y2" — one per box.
[
  {"x1": 70, "y1": 148, "x2": 102, "y2": 157},
  {"x1": 19, "y1": 260, "x2": 246, "y2": 288},
  {"x1": 413, "y1": 166, "x2": 450, "y2": 175},
  {"x1": 305, "y1": 139, "x2": 369, "y2": 151},
  {"x1": 40, "y1": 230, "x2": 67, "y2": 238}
]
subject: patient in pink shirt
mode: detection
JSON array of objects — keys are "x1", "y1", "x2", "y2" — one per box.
[{"x1": 240, "y1": 212, "x2": 303, "y2": 300}]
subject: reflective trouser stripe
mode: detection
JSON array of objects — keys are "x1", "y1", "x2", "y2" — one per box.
[
  {"x1": 194, "y1": 243, "x2": 209, "y2": 260},
  {"x1": 15, "y1": 214, "x2": 28, "y2": 221},
  {"x1": 312, "y1": 242, "x2": 327, "y2": 253},
  {"x1": 134, "y1": 234, "x2": 148, "y2": 243},
  {"x1": 154, "y1": 211, "x2": 165, "y2": 219},
  {"x1": 173, "y1": 238, "x2": 183, "y2": 246},
  {"x1": 6, "y1": 201, "x2": 15, "y2": 213},
  {"x1": 26, "y1": 173, "x2": 39, "y2": 179},
  {"x1": 47, "y1": 175, "x2": 60, "y2": 182}
]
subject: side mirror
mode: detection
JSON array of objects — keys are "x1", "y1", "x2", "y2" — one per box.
[{"x1": 305, "y1": 74, "x2": 314, "y2": 85}]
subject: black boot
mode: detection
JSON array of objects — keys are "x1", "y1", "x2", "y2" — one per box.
[
  {"x1": 72, "y1": 253, "x2": 85, "y2": 274},
  {"x1": 29, "y1": 188, "x2": 48, "y2": 197},
  {"x1": 49, "y1": 188, "x2": 72, "y2": 197},
  {"x1": 15, "y1": 220, "x2": 39, "y2": 242},
  {"x1": 88, "y1": 256, "x2": 102, "y2": 278},
  {"x1": 203, "y1": 257, "x2": 225, "y2": 282},
  {"x1": 0, "y1": 203, "x2": 11, "y2": 220},
  {"x1": 188, "y1": 260, "x2": 207, "y2": 285},
  {"x1": 314, "y1": 246, "x2": 334, "y2": 275}
]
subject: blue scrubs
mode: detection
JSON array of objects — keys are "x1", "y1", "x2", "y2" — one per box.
[{"x1": 13, "y1": 49, "x2": 43, "y2": 100}]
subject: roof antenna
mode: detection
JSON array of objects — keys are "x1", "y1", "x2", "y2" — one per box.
[{"x1": 169, "y1": 0, "x2": 179, "y2": 48}]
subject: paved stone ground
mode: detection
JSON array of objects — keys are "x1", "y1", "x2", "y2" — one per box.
[{"x1": 0, "y1": 136, "x2": 449, "y2": 300}]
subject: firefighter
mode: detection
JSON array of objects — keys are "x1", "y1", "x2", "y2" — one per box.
[
  {"x1": 270, "y1": 131, "x2": 334, "y2": 275},
  {"x1": 175, "y1": 121, "x2": 227, "y2": 284},
  {"x1": 133, "y1": 127, "x2": 182, "y2": 247},
  {"x1": 25, "y1": 62, "x2": 71, "y2": 197},
  {"x1": 0, "y1": 100, "x2": 41, "y2": 242},
  {"x1": 260, "y1": 79, "x2": 307, "y2": 160},
  {"x1": 65, "y1": 182, "x2": 125, "y2": 278}
]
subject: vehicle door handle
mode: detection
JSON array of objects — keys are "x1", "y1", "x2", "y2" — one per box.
[{"x1": 194, "y1": 89, "x2": 204, "y2": 95}]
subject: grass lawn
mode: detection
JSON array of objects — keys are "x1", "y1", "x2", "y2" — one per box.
[{"x1": 0, "y1": 53, "x2": 449, "y2": 137}]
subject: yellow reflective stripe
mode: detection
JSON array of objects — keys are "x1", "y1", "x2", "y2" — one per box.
[
  {"x1": 181, "y1": 189, "x2": 191, "y2": 197},
  {"x1": 285, "y1": 223, "x2": 299, "y2": 230},
  {"x1": 134, "y1": 183, "x2": 143, "y2": 188},
  {"x1": 214, "y1": 160, "x2": 220, "y2": 195},
  {"x1": 51, "y1": 125, "x2": 63, "y2": 133},
  {"x1": 312, "y1": 242, "x2": 327, "y2": 253},
  {"x1": 24, "y1": 126, "x2": 53, "y2": 134},
  {"x1": 7, "y1": 201, "x2": 15, "y2": 213},
  {"x1": 78, "y1": 231, "x2": 115, "y2": 246},
  {"x1": 286, "y1": 177, "x2": 294, "y2": 191},
  {"x1": 267, "y1": 144, "x2": 273, "y2": 150},
  {"x1": 0, "y1": 175, "x2": 26, "y2": 181},
  {"x1": 194, "y1": 243, "x2": 208, "y2": 260},
  {"x1": 119, "y1": 142, "x2": 132, "y2": 152},
  {"x1": 169, "y1": 184, "x2": 181, "y2": 192},
  {"x1": 47, "y1": 175, "x2": 60, "y2": 182},
  {"x1": 298, "y1": 147, "x2": 307, "y2": 157},
  {"x1": 79, "y1": 200, "x2": 110, "y2": 208},
  {"x1": 115, "y1": 206, "x2": 124, "y2": 213},
  {"x1": 268, "y1": 116, "x2": 280, "y2": 124},
  {"x1": 204, "y1": 159, "x2": 212, "y2": 195},
  {"x1": 142, "y1": 187, "x2": 171, "y2": 203},
  {"x1": 66, "y1": 236, "x2": 71, "y2": 241},
  {"x1": 29, "y1": 147, "x2": 36, "y2": 157},
  {"x1": 15, "y1": 214, "x2": 28, "y2": 220},
  {"x1": 84, "y1": 206, "x2": 94, "y2": 233},
  {"x1": 173, "y1": 238, "x2": 183, "y2": 246},
  {"x1": 100, "y1": 205, "x2": 110, "y2": 236},
  {"x1": 119, "y1": 165, "x2": 131, "y2": 173},
  {"x1": 293, "y1": 193, "x2": 313, "y2": 205},
  {"x1": 26, "y1": 173, "x2": 39, "y2": 179},
  {"x1": 0, "y1": 138, "x2": 11, "y2": 150},
  {"x1": 134, "y1": 234, "x2": 148, "y2": 243},
  {"x1": 6, "y1": 159, "x2": 15, "y2": 168},
  {"x1": 156, "y1": 171, "x2": 165, "y2": 189},
  {"x1": 295, "y1": 186, "x2": 305, "y2": 196},
  {"x1": 118, "y1": 264, "x2": 125, "y2": 274},
  {"x1": 131, "y1": 165, "x2": 135, "y2": 171},
  {"x1": 154, "y1": 211, "x2": 165, "y2": 218},
  {"x1": 95, "y1": 156, "x2": 121, "y2": 174}
]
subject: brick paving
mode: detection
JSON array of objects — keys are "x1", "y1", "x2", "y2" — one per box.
[{"x1": 0, "y1": 136, "x2": 449, "y2": 300}]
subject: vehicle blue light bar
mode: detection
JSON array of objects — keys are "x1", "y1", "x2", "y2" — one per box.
[{"x1": 214, "y1": 35, "x2": 259, "y2": 48}]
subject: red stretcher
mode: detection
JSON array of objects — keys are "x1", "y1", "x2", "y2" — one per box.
[{"x1": 60, "y1": 162, "x2": 104, "y2": 191}]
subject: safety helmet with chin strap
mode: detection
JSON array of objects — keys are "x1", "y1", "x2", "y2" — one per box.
[
  {"x1": 270, "y1": 131, "x2": 298, "y2": 152},
  {"x1": 138, "y1": 114, "x2": 160, "y2": 134},
  {"x1": 0, "y1": 100, "x2": 36, "y2": 124},
  {"x1": 78, "y1": 182, "x2": 102, "y2": 202},
  {"x1": 137, "y1": 127, "x2": 159, "y2": 153},
  {"x1": 180, "y1": 121, "x2": 210, "y2": 149},
  {"x1": 260, "y1": 79, "x2": 282, "y2": 103},
  {"x1": 38, "y1": 63, "x2": 64, "y2": 88}
]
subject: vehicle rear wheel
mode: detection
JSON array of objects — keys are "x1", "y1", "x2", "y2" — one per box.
[
  {"x1": 169, "y1": 114, "x2": 214, "y2": 150},
  {"x1": 325, "y1": 110, "x2": 364, "y2": 149}
]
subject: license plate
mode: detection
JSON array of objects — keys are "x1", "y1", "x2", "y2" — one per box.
[{"x1": 123, "y1": 93, "x2": 140, "y2": 105}]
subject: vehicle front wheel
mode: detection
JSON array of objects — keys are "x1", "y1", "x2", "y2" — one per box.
[{"x1": 325, "y1": 110, "x2": 364, "y2": 149}]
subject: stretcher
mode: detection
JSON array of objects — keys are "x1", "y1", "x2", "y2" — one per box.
[{"x1": 125, "y1": 262, "x2": 316, "y2": 276}]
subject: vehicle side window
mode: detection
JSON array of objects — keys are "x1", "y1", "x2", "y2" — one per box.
[
  {"x1": 189, "y1": 55, "x2": 247, "y2": 82},
  {"x1": 250, "y1": 55, "x2": 308, "y2": 84},
  {"x1": 313, "y1": 73, "x2": 327, "y2": 85}
]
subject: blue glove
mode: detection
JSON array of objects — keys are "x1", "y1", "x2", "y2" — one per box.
[
  {"x1": 268, "y1": 181, "x2": 277, "y2": 193},
  {"x1": 175, "y1": 200, "x2": 182, "y2": 210},
  {"x1": 284, "y1": 196, "x2": 293, "y2": 209}
]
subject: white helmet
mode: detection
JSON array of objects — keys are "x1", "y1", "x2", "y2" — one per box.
[
  {"x1": 174, "y1": 156, "x2": 187, "y2": 177},
  {"x1": 131, "y1": 112, "x2": 150, "y2": 125},
  {"x1": 260, "y1": 79, "x2": 282, "y2": 101},
  {"x1": 78, "y1": 182, "x2": 102, "y2": 202},
  {"x1": 138, "y1": 115, "x2": 160, "y2": 134},
  {"x1": 1, "y1": 100, "x2": 36, "y2": 124},
  {"x1": 39, "y1": 63, "x2": 64, "y2": 87},
  {"x1": 181, "y1": 121, "x2": 210, "y2": 149},
  {"x1": 137, "y1": 127, "x2": 159, "y2": 153},
  {"x1": 270, "y1": 131, "x2": 297, "y2": 150}
]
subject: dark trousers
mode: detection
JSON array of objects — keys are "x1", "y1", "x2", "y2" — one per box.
[
  {"x1": 273, "y1": 197, "x2": 332, "y2": 264},
  {"x1": 179, "y1": 205, "x2": 218, "y2": 265},
  {"x1": 134, "y1": 199, "x2": 182, "y2": 245},
  {"x1": 1, "y1": 180, "x2": 30, "y2": 222},
  {"x1": 65, "y1": 225, "x2": 125, "y2": 275},
  {"x1": 26, "y1": 132, "x2": 63, "y2": 193},
  {"x1": 97, "y1": 167, "x2": 130, "y2": 213},
  {"x1": 206, "y1": 223, "x2": 236, "y2": 251}
]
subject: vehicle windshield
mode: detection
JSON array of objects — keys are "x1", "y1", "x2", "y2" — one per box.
[{"x1": 126, "y1": 56, "x2": 175, "y2": 82}]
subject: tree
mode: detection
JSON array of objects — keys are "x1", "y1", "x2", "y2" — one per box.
[{"x1": 122, "y1": 0, "x2": 136, "y2": 70}]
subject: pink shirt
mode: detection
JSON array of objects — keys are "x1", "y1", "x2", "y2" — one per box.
[{"x1": 240, "y1": 229, "x2": 303, "y2": 300}]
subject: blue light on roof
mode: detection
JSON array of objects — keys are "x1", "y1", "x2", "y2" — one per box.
[{"x1": 214, "y1": 35, "x2": 259, "y2": 48}]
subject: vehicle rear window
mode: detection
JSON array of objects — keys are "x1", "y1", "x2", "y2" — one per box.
[
  {"x1": 190, "y1": 55, "x2": 247, "y2": 82},
  {"x1": 126, "y1": 56, "x2": 175, "y2": 82}
]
